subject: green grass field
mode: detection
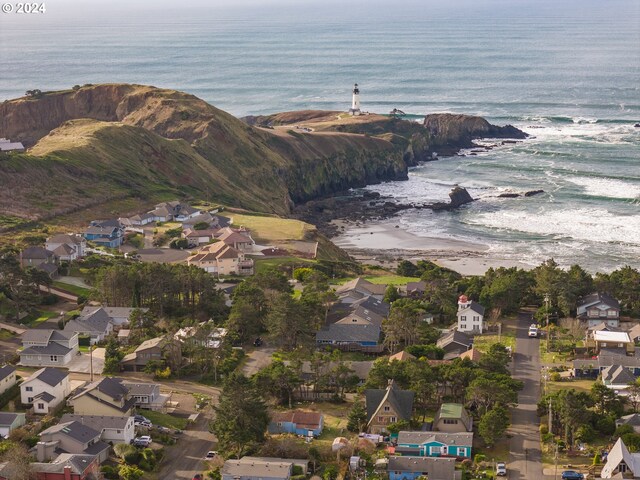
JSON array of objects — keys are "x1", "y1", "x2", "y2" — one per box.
[
  {"x1": 253, "y1": 256, "x2": 315, "y2": 274},
  {"x1": 221, "y1": 212, "x2": 313, "y2": 243},
  {"x1": 473, "y1": 330, "x2": 516, "y2": 353},
  {"x1": 363, "y1": 275, "x2": 421, "y2": 285},
  {"x1": 52, "y1": 281, "x2": 93, "y2": 297},
  {"x1": 0, "y1": 330, "x2": 14, "y2": 341},
  {"x1": 546, "y1": 379, "x2": 594, "y2": 394},
  {"x1": 21, "y1": 310, "x2": 59, "y2": 327},
  {"x1": 140, "y1": 410, "x2": 189, "y2": 430}
]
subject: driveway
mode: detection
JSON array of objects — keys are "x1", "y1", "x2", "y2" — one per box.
[
  {"x1": 242, "y1": 347, "x2": 276, "y2": 376},
  {"x1": 155, "y1": 408, "x2": 217, "y2": 479},
  {"x1": 508, "y1": 311, "x2": 546, "y2": 479},
  {"x1": 65, "y1": 348, "x2": 105, "y2": 375}
]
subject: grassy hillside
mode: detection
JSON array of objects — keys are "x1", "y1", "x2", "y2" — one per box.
[{"x1": 0, "y1": 84, "x2": 409, "y2": 222}]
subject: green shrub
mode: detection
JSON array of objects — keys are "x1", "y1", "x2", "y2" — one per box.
[
  {"x1": 165, "y1": 227, "x2": 183, "y2": 238},
  {"x1": 78, "y1": 335, "x2": 91, "y2": 347},
  {"x1": 292, "y1": 465, "x2": 304, "y2": 475},
  {"x1": 169, "y1": 238, "x2": 189, "y2": 249},
  {"x1": 540, "y1": 424, "x2": 549, "y2": 435},
  {"x1": 101, "y1": 465, "x2": 119, "y2": 479},
  {"x1": 124, "y1": 451, "x2": 141, "y2": 464}
]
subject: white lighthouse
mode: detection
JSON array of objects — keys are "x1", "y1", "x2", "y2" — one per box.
[{"x1": 349, "y1": 83, "x2": 361, "y2": 116}]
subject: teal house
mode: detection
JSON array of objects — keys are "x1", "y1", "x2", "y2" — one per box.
[{"x1": 395, "y1": 431, "x2": 473, "y2": 459}]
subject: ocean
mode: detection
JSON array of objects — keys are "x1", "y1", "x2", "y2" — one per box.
[{"x1": 1, "y1": 0, "x2": 639, "y2": 271}]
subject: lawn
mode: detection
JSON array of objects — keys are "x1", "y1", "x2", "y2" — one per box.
[
  {"x1": 52, "y1": 281, "x2": 93, "y2": 297},
  {"x1": 21, "y1": 310, "x2": 59, "y2": 327},
  {"x1": 313, "y1": 402, "x2": 352, "y2": 449},
  {"x1": 253, "y1": 256, "x2": 315, "y2": 275},
  {"x1": 546, "y1": 379, "x2": 594, "y2": 394},
  {"x1": 363, "y1": 275, "x2": 421, "y2": 285},
  {"x1": 473, "y1": 330, "x2": 516, "y2": 353},
  {"x1": 0, "y1": 329, "x2": 14, "y2": 341},
  {"x1": 220, "y1": 212, "x2": 313, "y2": 243},
  {"x1": 139, "y1": 410, "x2": 189, "y2": 430}
]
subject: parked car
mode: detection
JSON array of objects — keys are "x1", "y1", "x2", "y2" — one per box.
[
  {"x1": 561, "y1": 471, "x2": 583, "y2": 480},
  {"x1": 156, "y1": 426, "x2": 171, "y2": 434},
  {"x1": 253, "y1": 337, "x2": 263, "y2": 347},
  {"x1": 528, "y1": 324, "x2": 538, "y2": 337},
  {"x1": 135, "y1": 420, "x2": 153, "y2": 428},
  {"x1": 496, "y1": 462, "x2": 507, "y2": 476},
  {"x1": 133, "y1": 436, "x2": 152, "y2": 447},
  {"x1": 204, "y1": 451, "x2": 218, "y2": 460},
  {"x1": 134, "y1": 415, "x2": 150, "y2": 423}
]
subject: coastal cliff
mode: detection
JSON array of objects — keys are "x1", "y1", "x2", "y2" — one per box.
[{"x1": 0, "y1": 84, "x2": 524, "y2": 222}]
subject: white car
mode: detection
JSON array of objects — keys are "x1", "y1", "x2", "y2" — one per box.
[
  {"x1": 133, "y1": 435, "x2": 152, "y2": 447},
  {"x1": 496, "y1": 462, "x2": 507, "y2": 476},
  {"x1": 204, "y1": 451, "x2": 218, "y2": 460},
  {"x1": 528, "y1": 324, "x2": 538, "y2": 337}
]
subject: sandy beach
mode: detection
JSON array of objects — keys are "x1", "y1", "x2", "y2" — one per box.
[{"x1": 331, "y1": 220, "x2": 532, "y2": 276}]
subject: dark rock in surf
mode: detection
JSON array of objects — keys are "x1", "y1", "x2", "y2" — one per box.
[{"x1": 524, "y1": 190, "x2": 544, "y2": 197}]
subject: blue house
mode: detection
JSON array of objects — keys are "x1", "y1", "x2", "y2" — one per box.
[
  {"x1": 395, "y1": 431, "x2": 473, "y2": 459},
  {"x1": 268, "y1": 410, "x2": 324, "y2": 437},
  {"x1": 388, "y1": 456, "x2": 456, "y2": 480},
  {"x1": 315, "y1": 323, "x2": 383, "y2": 353},
  {"x1": 83, "y1": 220, "x2": 124, "y2": 248}
]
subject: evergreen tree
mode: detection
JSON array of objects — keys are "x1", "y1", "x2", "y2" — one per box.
[
  {"x1": 478, "y1": 405, "x2": 510, "y2": 447},
  {"x1": 347, "y1": 401, "x2": 368, "y2": 432}
]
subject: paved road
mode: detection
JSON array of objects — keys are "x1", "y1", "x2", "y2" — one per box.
[
  {"x1": 156, "y1": 409, "x2": 217, "y2": 480},
  {"x1": 509, "y1": 311, "x2": 545, "y2": 480}
]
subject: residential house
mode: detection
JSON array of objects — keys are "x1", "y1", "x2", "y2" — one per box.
[
  {"x1": 404, "y1": 281, "x2": 427, "y2": 298},
  {"x1": 29, "y1": 453, "x2": 100, "y2": 480},
  {"x1": 365, "y1": 380, "x2": 414, "y2": 434},
  {"x1": 0, "y1": 365, "x2": 17, "y2": 395},
  {"x1": 83, "y1": 220, "x2": 124, "y2": 248},
  {"x1": 45, "y1": 234, "x2": 86, "y2": 261},
  {"x1": 433, "y1": 404, "x2": 473, "y2": 433},
  {"x1": 149, "y1": 201, "x2": 201, "y2": 223},
  {"x1": 629, "y1": 324, "x2": 640, "y2": 344},
  {"x1": 183, "y1": 212, "x2": 229, "y2": 230},
  {"x1": 187, "y1": 242, "x2": 254, "y2": 276},
  {"x1": 456, "y1": 295, "x2": 485, "y2": 334},
  {"x1": 21, "y1": 367, "x2": 70, "y2": 414},
  {"x1": 120, "y1": 335, "x2": 181, "y2": 372},
  {"x1": 174, "y1": 324, "x2": 228, "y2": 349},
  {"x1": 268, "y1": 411, "x2": 324, "y2": 437},
  {"x1": 436, "y1": 330, "x2": 473, "y2": 360},
  {"x1": 79, "y1": 306, "x2": 147, "y2": 327},
  {"x1": 63, "y1": 307, "x2": 114, "y2": 344},
  {"x1": 336, "y1": 278, "x2": 387, "y2": 301},
  {"x1": 20, "y1": 329, "x2": 79, "y2": 367},
  {"x1": 458, "y1": 348, "x2": 482, "y2": 362},
  {"x1": 387, "y1": 455, "x2": 457, "y2": 480},
  {"x1": 602, "y1": 365, "x2": 636, "y2": 393},
  {"x1": 587, "y1": 330, "x2": 634, "y2": 355},
  {"x1": 117, "y1": 329, "x2": 131, "y2": 344},
  {"x1": 0, "y1": 412, "x2": 26, "y2": 438},
  {"x1": 389, "y1": 351, "x2": 416, "y2": 362},
  {"x1": 37, "y1": 421, "x2": 110, "y2": 463},
  {"x1": 61, "y1": 414, "x2": 135, "y2": 445},
  {"x1": 216, "y1": 227, "x2": 255, "y2": 251},
  {"x1": 69, "y1": 377, "x2": 136, "y2": 416},
  {"x1": 577, "y1": 292, "x2": 621, "y2": 328},
  {"x1": 316, "y1": 323, "x2": 383, "y2": 353},
  {"x1": 119, "y1": 212, "x2": 155, "y2": 227},
  {"x1": 574, "y1": 348, "x2": 640, "y2": 379},
  {"x1": 601, "y1": 437, "x2": 640, "y2": 478},
  {"x1": 0, "y1": 137, "x2": 25, "y2": 152},
  {"x1": 122, "y1": 382, "x2": 168, "y2": 410},
  {"x1": 395, "y1": 431, "x2": 474, "y2": 459},
  {"x1": 221, "y1": 457, "x2": 302, "y2": 480},
  {"x1": 616, "y1": 414, "x2": 640, "y2": 434},
  {"x1": 181, "y1": 227, "x2": 220, "y2": 247},
  {"x1": 19, "y1": 246, "x2": 58, "y2": 277}
]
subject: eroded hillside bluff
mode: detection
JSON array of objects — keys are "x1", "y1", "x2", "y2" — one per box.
[{"x1": 0, "y1": 84, "x2": 525, "y2": 220}]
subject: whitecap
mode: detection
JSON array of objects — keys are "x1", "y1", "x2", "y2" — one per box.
[{"x1": 564, "y1": 176, "x2": 640, "y2": 200}]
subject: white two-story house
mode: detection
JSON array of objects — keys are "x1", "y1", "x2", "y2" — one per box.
[
  {"x1": 21, "y1": 367, "x2": 70, "y2": 414},
  {"x1": 456, "y1": 295, "x2": 485, "y2": 334},
  {"x1": 20, "y1": 329, "x2": 79, "y2": 367}
]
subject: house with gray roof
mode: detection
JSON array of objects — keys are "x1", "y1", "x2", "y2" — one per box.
[
  {"x1": 21, "y1": 367, "x2": 70, "y2": 414},
  {"x1": 578, "y1": 292, "x2": 621, "y2": 328},
  {"x1": 395, "y1": 430, "x2": 474, "y2": 460},
  {"x1": 436, "y1": 330, "x2": 473, "y2": 360},
  {"x1": 64, "y1": 307, "x2": 114, "y2": 344},
  {"x1": 388, "y1": 455, "x2": 459, "y2": 480},
  {"x1": 0, "y1": 365, "x2": 16, "y2": 396},
  {"x1": 45, "y1": 234, "x2": 86, "y2": 261},
  {"x1": 365, "y1": 380, "x2": 414, "y2": 434},
  {"x1": 316, "y1": 323, "x2": 382, "y2": 353},
  {"x1": 120, "y1": 335, "x2": 181, "y2": 372},
  {"x1": 61, "y1": 414, "x2": 135, "y2": 445},
  {"x1": 336, "y1": 278, "x2": 387, "y2": 300},
  {"x1": 0, "y1": 412, "x2": 26, "y2": 438},
  {"x1": 19, "y1": 246, "x2": 58, "y2": 277},
  {"x1": 0, "y1": 138, "x2": 24, "y2": 152},
  {"x1": 69, "y1": 377, "x2": 136, "y2": 416},
  {"x1": 602, "y1": 365, "x2": 636, "y2": 392},
  {"x1": 37, "y1": 421, "x2": 110, "y2": 464},
  {"x1": 574, "y1": 348, "x2": 640, "y2": 379},
  {"x1": 122, "y1": 381, "x2": 168, "y2": 411},
  {"x1": 27, "y1": 453, "x2": 100, "y2": 480},
  {"x1": 601, "y1": 437, "x2": 640, "y2": 478},
  {"x1": 83, "y1": 220, "x2": 124, "y2": 248},
  {"x1": 617, "y1": 414, "x2": 640, "y2": 434},
  {"x1": 20, "y1": 329, "x2": 79, "y2": 367},
  {"x1": 456, "y1": 295, "x2": 485, "y2": 334},
  {"x1": 221, "y1": 457, "x2": 298, "y2": 480}
]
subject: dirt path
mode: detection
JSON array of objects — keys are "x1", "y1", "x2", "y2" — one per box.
[{"x1": 242, "y1": 347, "x2": 275, "y2": 376}]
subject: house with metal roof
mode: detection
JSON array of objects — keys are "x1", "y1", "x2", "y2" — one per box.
[
  {"x1": 20, "y1": 329, "x2": 79, "y2": 367},
  {"x1": 365, "y1": 380, "x2": 414, "y2": 434},
  {"x1": 69, "y1": 377, "x2": 136, "y2": 416},
  {"x1": 587, "y1": 330, "x2": 634, "y2": 355},
  {"x1": 21, "y1": 367, "x2": 70, "y2": 414},
  {"x1": 268, "y1": 410, "x2": 324, "y2": 437},
  {"x1": 61, "y1": 414, "x2": 135, "y2": 445},
  {"x1": 395, "y1": 431, "x2": 474, "y2": 460},
  {"x1": 433, "y1": 403, "x2": 473, "y2": 433},
  {"x1": 37, "y1": 421, "x2": 110, "y2": 464},
  {"x1": 387, "y1": 455, "x2": 459, "y2": 480},
  {"x1": 577, "y1": 292, "x2": 621, "y2": 328}
]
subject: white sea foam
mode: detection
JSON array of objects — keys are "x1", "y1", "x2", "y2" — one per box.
[
  {"x1": 565, "y1": 176, "x2": 640, "y2": 200},
  {"x1": 465, "y1": 207, "x2": 640, "y2": 246}
]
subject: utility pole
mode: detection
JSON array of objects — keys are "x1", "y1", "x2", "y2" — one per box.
[
  {"x1": 90, "y1": 344, "x2": 94, "y2": 382},
  {"x1": 554, "y1": 442, "x2": 559, "y2": 480},
  {"x1": 545, "y1": 293, "x2": 551, "y2": 352},
  {"x1": 548, "y1": 397, "x2": 553, "y2": 435}
]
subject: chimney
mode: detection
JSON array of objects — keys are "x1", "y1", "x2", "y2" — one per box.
[{"x1": 64, "y1": 465, "x2": 72, "y2": 480}]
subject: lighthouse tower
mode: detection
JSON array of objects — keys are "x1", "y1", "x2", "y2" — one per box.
[{"x1": 349, "y1": 83, "x2": 361, "y2": 116}]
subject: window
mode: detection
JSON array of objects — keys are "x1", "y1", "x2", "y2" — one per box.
[
  {"x1": 443, "y1": 419, "x2": 458, "y2": 425},
  {"x1": 50, "y1": 355, "x2": 58, "y2": 362},
  {"x1": 384, "y1": 406, "x2": 390, "y2": 412},
  {"x1": 457, "y1": 447, "x2": 466, "y2": 456},
  {"x1": 473, "y1": 316, "x2": 479, "y2": 321},
  {"x1": 460, "y1": 316, "x2": 467, "y2": 321},
  {"x1": 460, "y1": 324, "x2": 467, "y2": 329},
  {"x1": 25, "y1": 386, "x2": 32, "y2": 392},
  {"x1": 117, "y1": 430, "x2": 121, "y2": 434},
  {"x1": 28, "y1": 397, "x2": 33, "y2": 403},
  {"x1": 37, "y1": 403, "x2": 45, "y2": 410},
  {"x1": 390, "y1": 416, "x2": 396, "y2": 423}
]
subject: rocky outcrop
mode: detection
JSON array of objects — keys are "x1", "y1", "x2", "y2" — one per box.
[{"x1": 427, "y1": 187, "x2": 475, "y2": 211}]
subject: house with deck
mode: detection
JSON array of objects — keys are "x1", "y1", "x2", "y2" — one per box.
[
  {"x1": 578, "y1": 292, "x2": 621, "y2": 328},
  {"x1": 587, "y1": 329, "x2": 634, "y2": 355},
  {"x1": 365, "y1": 380, "x2": 414, "y2": 434},
  {"x1": 61, "y1": 414, "x2": 135, "y2": 445},
  {"x1": 20, "y1": 329, "x2": 79, "y2": 367},
  {"x1": 395, "y1": 431, "x2": 473, "y2": 459},
  {"x1": 83, "y1": 220, "x2": 124, "y2": 248},
  {"x1": 123, "y1": 382, "x2": 168, "y2": 410},
  {"x1": 21, "y1": 367, "x2": 70, "y2": 414},
  {"x1": 187, "y1": 242, "x2": 255, "y2": 276}
]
